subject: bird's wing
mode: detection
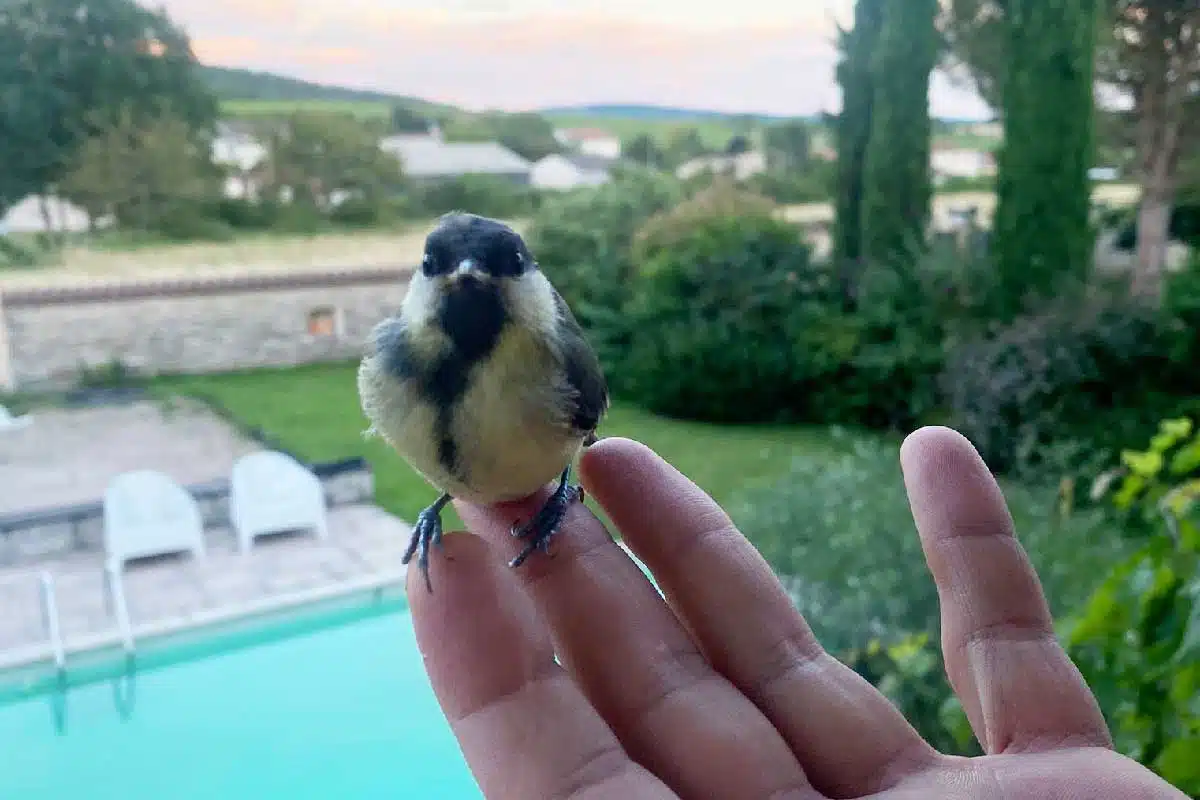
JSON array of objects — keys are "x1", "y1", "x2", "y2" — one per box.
[
  {"x1": 367, "y1": 315, "x2": 417, "y2": 381},
  {"x1": 551, "y1": 288, "x2": 609, "y2": 435}
]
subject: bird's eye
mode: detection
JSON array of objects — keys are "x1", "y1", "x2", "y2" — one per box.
[{"x1": 421, "y1": 251, "x2": 449, "y2": 276}]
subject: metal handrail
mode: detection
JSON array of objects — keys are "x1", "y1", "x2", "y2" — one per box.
[
  {"x1": 37, "y1": 571, "x2": 65, "y2": 671},
  {"x1": 102, "y1": 562, "x2": 135, "y2": 654}
]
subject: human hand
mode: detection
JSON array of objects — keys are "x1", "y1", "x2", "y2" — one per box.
[{"x1": 408, "y1": 427, "x2": 1188, "y2": 799}]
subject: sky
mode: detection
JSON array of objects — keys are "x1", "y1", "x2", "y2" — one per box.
[{"x1": 157, "y1": 0, "x2": 994, "y2": 119}]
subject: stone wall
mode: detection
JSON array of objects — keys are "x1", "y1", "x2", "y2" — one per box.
[{"x1": 0, "y1": 265, "x2": 413, "y2": 392}]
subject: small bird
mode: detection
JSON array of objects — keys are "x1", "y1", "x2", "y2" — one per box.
[{"x1": 357, "y1": 211, "x2": 609, "y2": 591}]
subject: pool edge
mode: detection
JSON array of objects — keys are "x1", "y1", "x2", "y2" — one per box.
[{"x1": 0, "y1": 568, "x2": 410, "y2": 676}]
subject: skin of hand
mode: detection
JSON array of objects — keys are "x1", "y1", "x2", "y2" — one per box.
[{"x1": 407, "y1": 426, "x2": 1189, "y2": 800}]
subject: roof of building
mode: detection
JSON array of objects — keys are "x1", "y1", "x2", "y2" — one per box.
[
  {"x1": 381, "y1": 138, "x2": 532, "y2": 177},
  {"x1": 540, "y1": 152, "x2": 615, "y2": 172}
]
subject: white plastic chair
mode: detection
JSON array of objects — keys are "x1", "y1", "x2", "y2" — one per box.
[
  {"x1": 229, "y1": 451, "x2": 329, "y2": 553},
  {"x1": 102, "y1": 470, "x2": 207, "y2": 570},
  {"x1": 0, "y1": 405, "x2": 31, "y2": 432}
]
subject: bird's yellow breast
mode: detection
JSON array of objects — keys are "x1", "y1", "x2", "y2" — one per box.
[{"x1": 358, "y1": 320, "x2": 583, "y2": 506}]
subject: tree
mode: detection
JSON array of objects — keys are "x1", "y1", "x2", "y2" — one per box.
[
  {"x1": 1108, "y1": 2, "x2": 1200, "y2": 299},
  {"x1": 992, "y1": 0, "x2": 1099, "y2": 319},
  {"x1": 389, "y1": 104, "x2": 430, "y2": 134},
  {"x1": 725, "y1": 134, "x2": 751, "y2": 155},
  {"x1": 663, "y1": 127, "x2": 708, "y2": 167},
  {"x1": 0, "y1": 0, "x2": 217, "y2": 212},
  {"x1": 942, "y1": 0, "x2": 1200, "y2": 301},
  {"x1": 860, "y1": 0, "x2": 940, "y2": 268},
  {"x1": 59, "y1": 106, "x2": 217, "y2": 231},
  {"x1": 832, "y1": 0, "x2": 886, "y2": 287},
  {"x1": 763, "y1": 120, "x2": 811, "y2": 172},
  {"x1": 625, "y1": 133, "x2": 665, "y2": 168},
  {"x1": 445, "y1": 112, "x2": 560, "y2": 161},
  {"x1": 266, "y1": 111, "x2": 405, "y2": 210}
]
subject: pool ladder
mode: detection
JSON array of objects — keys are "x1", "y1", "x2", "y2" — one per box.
[
  {"x1": 103, "y1": 562, "x2": 135, "y2": 655},
  {"x1": 37, "y1": 571, "x2": 66, "y2": 672}
]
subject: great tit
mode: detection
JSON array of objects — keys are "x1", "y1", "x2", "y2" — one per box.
[{"x1": 357, "y1": 211, "x2": 609, "y2": 591}]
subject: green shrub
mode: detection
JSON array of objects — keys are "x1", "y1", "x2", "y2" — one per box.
[
  {"x1": 730, "y1": 427, "x2": 1118, "y2": 655},
  {"x1": 942, "y1": 289, "x2": 1175, "y2": 476},
  {"x1": 842, "y1": 633, "x2": 976, "y2": 755},
  {"x1": 620, "y1": 187, "x2": 823, "y2": 421},
  {"x1": 1066, "y1": 417, "x2": 1200, "y2": 794},
  {"x1": 328, "y1": 196, "x2": 389, "y2": 228},
  {"x1": 741, "y1": 169, "x2": 833, "y2": 204},
  {"x1": 526, "y1": 168, "x2": 683, "y2": 372},
  {"x1": 150, "y1": 205, "x2": 236, "y2": 242},
  {"x1": 0, "y1": 235, "x2": 41, "y2": 268},
  {"x1": 207, "y1": 197, "x2": 277, "y2": 231},
  {"x1": 412, "y1": 175, "x2": 540, "y2": 219}
]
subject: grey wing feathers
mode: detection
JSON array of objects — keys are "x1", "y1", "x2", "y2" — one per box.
[
  {"x1": 368, "y1": 316, "x2": 417, "y2": 381},
  {"x1": 552, "y1": 289, "x2": 609, "y2": 435}
]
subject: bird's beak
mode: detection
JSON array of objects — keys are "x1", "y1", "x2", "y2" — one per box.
[{"x1": 451, "y1": 258, "x2": 483, "y2": 281}]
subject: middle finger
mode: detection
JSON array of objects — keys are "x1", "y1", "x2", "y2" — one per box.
[{"x1": 456, "y1": 488, "x2": 818, "y2": 800}]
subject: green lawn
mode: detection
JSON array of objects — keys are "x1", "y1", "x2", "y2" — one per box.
[
  {"x1": 156, "y1": 361, "x2": 858, "y2": 531},
  {"x1": 154, "y1": 361, "x2": 1117, "y2": 641},
  {"x1": 221, "y1": 99, "x2": 392, "y2": 119},
  {"x1": 540, "y1": 113, "x2": 741, "y2": 149}
]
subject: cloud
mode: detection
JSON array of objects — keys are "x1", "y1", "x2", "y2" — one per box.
[{"x1": 165, "y1": 0, "x2": 990, "y2": 118}]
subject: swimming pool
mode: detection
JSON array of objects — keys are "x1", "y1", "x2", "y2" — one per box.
[{"x1": 0, "y1": 589, "x2": 481, "y2": 799}]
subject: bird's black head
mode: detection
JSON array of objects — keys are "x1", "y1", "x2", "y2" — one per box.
[{"x1": 421, "y1": 212, "x2": 535, "y2": 281}]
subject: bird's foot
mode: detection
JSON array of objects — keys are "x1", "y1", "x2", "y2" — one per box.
[
  {"x1": 508, "y1": 472, "x2": 583, "y2": 569},
  {"x1": 403, "y1": 495, "x2": 450, "y2": 592}
]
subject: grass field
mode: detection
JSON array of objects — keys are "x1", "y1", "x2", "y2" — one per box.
[
  {"x1": 156, "y1": 362, "x2": 864, "y2": 533},
  {"x1": 217, "y1": 98, "x2": 1004, "y2": 154},
  {"x1": 540, "y1": 112, "x2": 744, "y2": 148},
  {"x1": 0, "y1": 221, "x2": 524, "y2": 288},
  {"x1": 221, "y1": 99, "x2": 393, "y2": 119},
  {"x1": 151, "y1": 361, "x2": 1113, "y2": 632},
  {"x1": 2, "y1": 182, "x2": 1142, "y2": 285}
]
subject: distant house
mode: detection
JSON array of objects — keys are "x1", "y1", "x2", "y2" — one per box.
[
  {"x1": 553, "y1": 127, "x2": 622, "y2": 159},
  {"x1": 381, "y1": 135, "x2": 533, "y2": 184},
  {"x1": 0, "y1": 195, "x2": 94, "y2": 234},
  {"x1": 676, "y1": 150, "x2": 767, "y2": 181},
  {"x1": 530, "y1": 153, "x2": 613, "y2": 190},
  {"x1": 211, "y1": 122, "x2": 268, "y2": 199},
  {"x1": 930, "y1": 146, "x2": 995, "y2": 183}
]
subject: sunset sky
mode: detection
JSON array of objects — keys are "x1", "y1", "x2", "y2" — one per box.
[{"x1": 157, "y1": 0, "x2": 993, "y2": 119}]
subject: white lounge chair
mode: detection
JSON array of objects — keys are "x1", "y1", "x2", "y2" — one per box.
[
  {"x1": 102, "y1": 470, "x2": 207, "y2": 570},
  {"x1": 229, "y1": 451, "x2": 329, "y2": 553},
  {"x1": 0, "y1": 405, "x2": 31, "y2": 432}
]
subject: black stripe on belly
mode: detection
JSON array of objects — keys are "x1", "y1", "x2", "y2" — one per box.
[{"x1": 424, "y1": 281, "x2": 508, "y2": 481}]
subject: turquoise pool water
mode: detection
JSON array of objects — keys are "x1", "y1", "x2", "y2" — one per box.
[{"x1": 0, "y1": 595, "x2": 481, "y2": 799}]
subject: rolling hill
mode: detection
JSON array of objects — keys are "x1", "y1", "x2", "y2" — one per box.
[
  {"x1": 199, "y1": 65, "x2": 454, "y2": 116},
  {"x1": 200, "y1": 65, "x2": 772, "y2": 125},
  {"x1": 537, "y1": 104, "x2": 803, "y2": 121}
]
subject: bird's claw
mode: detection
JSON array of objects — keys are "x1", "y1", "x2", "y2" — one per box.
[
  {"x1": 508, "y1": 482, "x2": 583, "y2": 568},
  {"x1": 403, "y1": 506, "x2": 445, "y2": 592}
]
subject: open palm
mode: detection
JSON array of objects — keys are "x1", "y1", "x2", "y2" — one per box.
[{"x1": 408, "y1": 427, "x2": 1186, "y2": 800}]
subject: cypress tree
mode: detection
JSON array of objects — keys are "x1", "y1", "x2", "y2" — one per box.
[
  {"x1": 991, "y1": 0, "x2": 1098, "y2": 320},
  {"x1": 832, "y1": 0, "x2": 885, "y2": 288},
  {"x1": 860, "y1": 0, "x2": 939, "y2": 269}
]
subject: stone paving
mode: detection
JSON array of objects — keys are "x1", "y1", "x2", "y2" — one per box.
[
  {"x1": 0, "y1": 399, "x2": 261, "y2": 515},
  {"x1": 0, "y1": 504, "x2": 411, "y2": 666},
  {"x1": 0, "y1": 399, "x2": 414, "y2": 669}
]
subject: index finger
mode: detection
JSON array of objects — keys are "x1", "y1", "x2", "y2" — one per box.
[
  {"x1": 407, "y1": 532, "x2": 676, "y2": 800},
  {"x1": 899, "y1": 426, "x2": 1112, "y2": 754}
]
